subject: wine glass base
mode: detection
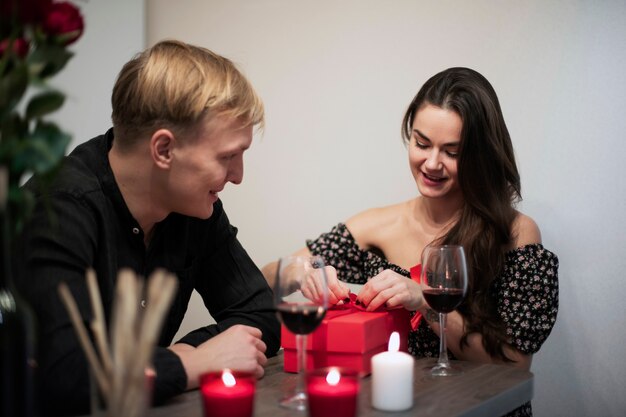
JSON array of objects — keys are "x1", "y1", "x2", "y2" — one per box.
[
  {"x1": 429, "y1": 362, "x2": 463, "y2": 377},
  {"x1": 280, "y1": 391, "x2": 307, "y2": 411}
]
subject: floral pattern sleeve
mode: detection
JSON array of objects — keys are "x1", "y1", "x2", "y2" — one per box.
[
  {"x1": 494, "y1": 244, "x2": 559, "y2": 354},
  {"x1": 306, "y1": 223, "x2": 407, "y2": 284}
]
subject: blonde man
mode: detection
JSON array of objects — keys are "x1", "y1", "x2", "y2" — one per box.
[{"x1": 15, "y1": 40, "x2": 279, "y2": 416}]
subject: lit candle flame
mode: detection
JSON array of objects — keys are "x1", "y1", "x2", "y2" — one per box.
[
  {"x1": 326, "y1": 368, "x2": 341, "y2": 386},
  {"x1": 222, "y1": 369, "x2": 236, "y2": 387},
  {"x1": 388, "y1": 331, "x2": 400, "y2": 352}
]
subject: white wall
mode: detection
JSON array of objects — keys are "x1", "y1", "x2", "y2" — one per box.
[
  {"x1": 146, "y1": 1, "x2": 626, "y2": 416},
  {"x1": 52, "y1": 0, "x2": 145, "y2": 151}
]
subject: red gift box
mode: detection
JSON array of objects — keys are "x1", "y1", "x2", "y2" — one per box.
[{"x1": 281, "y1": 301, "x2": 410, "y2": 376}]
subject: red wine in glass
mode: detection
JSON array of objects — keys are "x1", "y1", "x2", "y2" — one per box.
[
  {"x1": 276, "y1": 303, "x2": 326, "y2": 335},
  {"x1": 420, "y1": 245, "x2": 468, "y2": 376},
  {"x1": 274, "y1": 255, "x2": 329, "y2": 410},
  {"x1": 422, "y1": 288, "x2": 464, "y2": 314}
]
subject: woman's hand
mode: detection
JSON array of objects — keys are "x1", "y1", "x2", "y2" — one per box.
[
  {"x1": 301, "y1": 265, "x2": 350, "y2": 305},
  {"x1": 356, "y1": 269, "x2": 423, "y2": 312}
]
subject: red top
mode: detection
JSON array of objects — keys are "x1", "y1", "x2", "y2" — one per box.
[{"x1": 409, "y1": 264, "x2": 422, "y2": 330}]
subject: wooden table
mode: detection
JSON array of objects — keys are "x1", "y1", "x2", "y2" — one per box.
[{"x1": 144, "y1": 351, "x2": 533, "y2": 417}]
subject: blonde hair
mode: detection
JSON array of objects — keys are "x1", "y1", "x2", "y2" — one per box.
[{"x1": 111, "y1": 39, "x2": 264, "y2": 148}]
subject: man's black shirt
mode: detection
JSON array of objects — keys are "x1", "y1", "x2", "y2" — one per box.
[{"x1": 13, "y1": 129, "x2": 280, "y2": 415}]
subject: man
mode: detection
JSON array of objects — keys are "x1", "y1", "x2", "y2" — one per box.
[{"x1": 14, "y1": 40, "x2": 280, "y2": 415}]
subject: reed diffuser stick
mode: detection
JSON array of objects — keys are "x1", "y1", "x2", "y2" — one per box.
[
  {"x1": 59, "y1": 268, "x2": 177, "y2": 417},
  {"x1": 57, "y1": 283, "x2": 111, "y2": 400},
  {"x1": 86, "y1": 268, "x2": 113, "y2": 374}
]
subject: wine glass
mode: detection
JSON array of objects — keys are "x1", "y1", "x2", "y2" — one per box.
[
  {"x1": 420, "y1": 245, "x2": 468, "y2": 376},
  {"x1": 274, "y1": 255, "x2": 329, "y2": 410}
]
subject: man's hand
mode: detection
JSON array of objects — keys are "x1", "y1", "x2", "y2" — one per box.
[{"x1": 169, "y1": 325, "x2": 267, "y2": 389}]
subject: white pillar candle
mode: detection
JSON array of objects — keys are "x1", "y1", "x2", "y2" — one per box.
[{"x1": 371, "y1": 332, "x2": 414, "y2": 411}]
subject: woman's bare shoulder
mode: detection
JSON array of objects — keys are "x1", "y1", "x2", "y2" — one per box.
[
  {"x1": 345, "y1": 201, "x2": 411, "y2": 244},
  {"x1": 511, "y1": 211, "x2": 542, "y2": 248}
]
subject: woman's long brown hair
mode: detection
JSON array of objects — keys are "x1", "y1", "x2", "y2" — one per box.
[{"x1": 402, "y1": 67, "x2": 521, "y2": 361}]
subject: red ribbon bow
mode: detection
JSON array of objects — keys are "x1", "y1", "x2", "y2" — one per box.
[
  {"x1": 333, "y1": 292, "x2": 373, "y2": 312},
  {"x1": 331, "y1": 271, "x2": 422, "y2": 330}
]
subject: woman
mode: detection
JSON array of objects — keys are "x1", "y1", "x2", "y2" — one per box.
[{"x1": 264, "y1": 67, "x2": 558, "y2": 417}]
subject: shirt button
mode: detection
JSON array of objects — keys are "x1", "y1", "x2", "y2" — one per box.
[
  {"x1": 141, "y1": 300, "x2": 146, "y2": 308},
  {"x1": 132, "y1": 227, "x2": 140, "y2": 235}
]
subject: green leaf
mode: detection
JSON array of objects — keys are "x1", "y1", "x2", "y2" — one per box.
[
  {"x1": 0, "y1": 112, "x2": 28, "y2": 146},
  {"x1": 27, "y1": 44, "x2": 74, "y2": 79},
  {"x1": 26, "y1": 91, "x2": 65, "y2": 120},
  {"x1": 0, "y1": 113, "x2": 28, "y2": 170},
  {"x1": 0, "y1": 61, "x2": 29, "y2": 119},
  {"x1": 7, "y1": 185, "x2": 35, "y2": 240},
  {"x1": 11, "y1": 121, "x2": 70, "y2": 175},
  {"x1": 33, "y1": 121, "x2": 70, "y2": 160}
]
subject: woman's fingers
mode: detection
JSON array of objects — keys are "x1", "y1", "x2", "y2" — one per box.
[{"x1": 357, "y1": 270, "x2": 422, "y2": 311}]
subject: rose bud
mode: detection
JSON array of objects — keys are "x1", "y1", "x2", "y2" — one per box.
[
  {"x1": 0, "y1": 37, "x2": 30, "y2": 58},
  {"x1": 42, "y1": 1, "x2": 84, "y2": 45}
]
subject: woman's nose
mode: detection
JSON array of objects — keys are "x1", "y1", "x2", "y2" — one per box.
[{"x1": 424, "y1": 150, "x2": 442, "y2": 170}]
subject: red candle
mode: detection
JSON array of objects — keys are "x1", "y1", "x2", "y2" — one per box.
[
  {"x1": 200, "y1": 370, "x2": 256, "y2": 417},
  {"x1": 306, "y1": 367, "x2": 359, "y2": 417}
]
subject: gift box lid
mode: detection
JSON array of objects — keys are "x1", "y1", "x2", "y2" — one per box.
[
  {"x1": 326, "y1": 311, "x2": 391, "y2": 352},
  {"x1": 281, "y1": 308, "x2": 409, "y2": 353}
]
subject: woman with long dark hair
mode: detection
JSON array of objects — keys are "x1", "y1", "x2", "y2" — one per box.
[{"x1": 264, "y1": 67, "x2": 558, "y2": 417}]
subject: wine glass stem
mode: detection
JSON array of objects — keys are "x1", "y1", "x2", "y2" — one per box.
[
  {"x1": 296, "y1": 334, "x2": 306, "y2": 395},
  {"x1": 437, "y1": 313, "x2": 450, "y2": 366}
]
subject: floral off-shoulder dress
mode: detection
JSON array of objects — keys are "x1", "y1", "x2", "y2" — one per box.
[{"x1": 306, "y1": 223, "x2": 559, "y2": 417}]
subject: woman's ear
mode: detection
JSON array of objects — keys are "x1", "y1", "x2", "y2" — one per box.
[{"x1": 150, "y1": 129, "x2": 175, "y2": 169}]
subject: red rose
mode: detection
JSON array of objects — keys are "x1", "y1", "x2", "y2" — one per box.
[
  {"x1": 0, "y1": 37, "x2": 30, "y2": 58},
  {"x1": 0, "y1": 0, "x2": 52, "y2": 31},
  {"x1": 42, "y1": 1, "x2": 84, "y2": 45}
]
